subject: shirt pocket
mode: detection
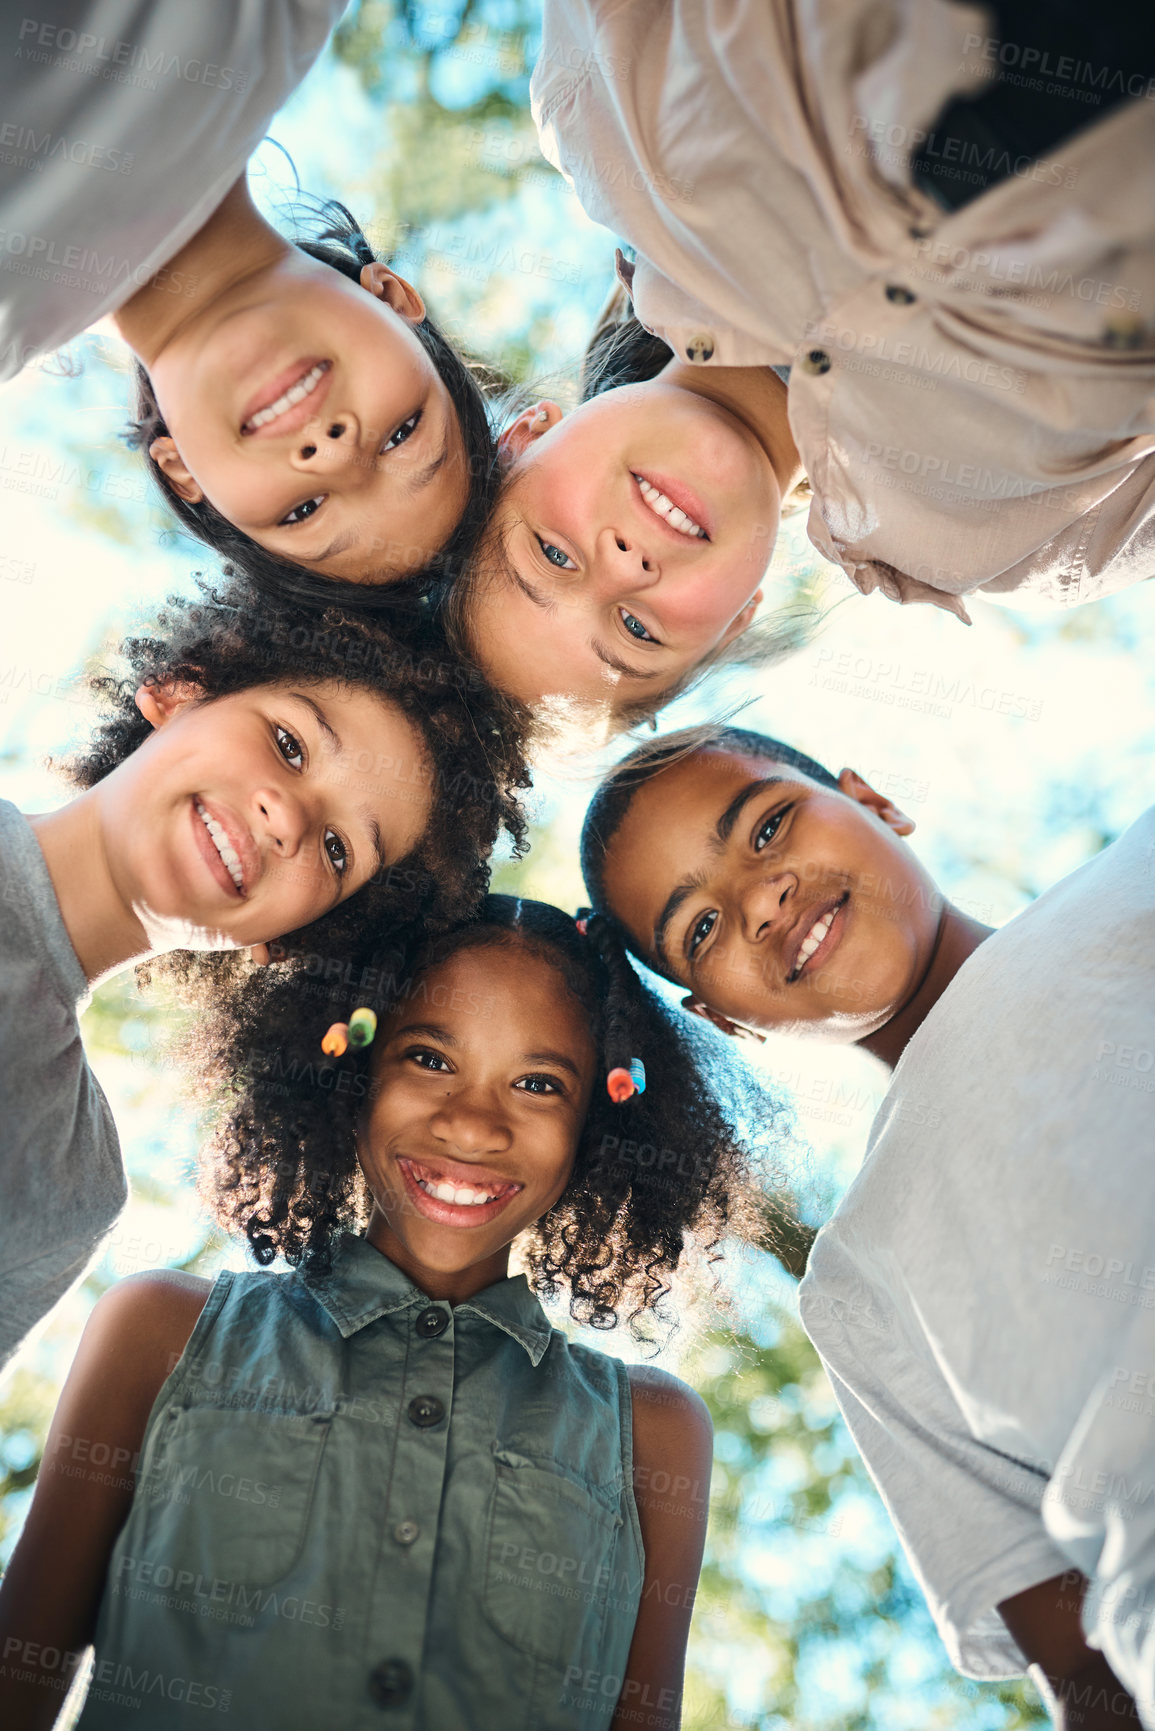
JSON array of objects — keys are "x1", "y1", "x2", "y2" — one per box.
[
  {"x1": 479, "y1": 1446, "x2": 625, "y2": 1672},
  {"x1": 136, "y1": 1404, "x2": 331, "y2": 1590}
]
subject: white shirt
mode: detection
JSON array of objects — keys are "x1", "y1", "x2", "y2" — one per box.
[
  {"x1": 532, "y1": 0, "x2": 1155, "y2": 618},
  {"x1": 799, "y1": 808, "x2": 1155, "y2": 1717},
  {"x1": 0, "y1": 0, "x2": 348, "y2": 380}
]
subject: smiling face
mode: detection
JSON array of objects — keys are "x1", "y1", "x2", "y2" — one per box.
[
  {"x1": 602, "y1": 748, "x2": 943, "y2": 1042},
  {"x1": 465, "y1": 381, "x2": 781, "y2": 713},
  {"x1": 147, "y1": 257, "x2": 469, "y2": 581},
  {"x1": 102, "y1": 679, "x2": 431, "y2": 951},
  {"x1": 359, "y1": 942, "x2": 597, "y2": 1302}
]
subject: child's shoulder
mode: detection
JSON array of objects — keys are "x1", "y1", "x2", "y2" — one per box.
[
  {"x1": 86, "y1": 1267, "x2": 213, "y2": 1378},
  {"x1": 625, "y1": 1362, "x2": 711, "y2": 1429}
]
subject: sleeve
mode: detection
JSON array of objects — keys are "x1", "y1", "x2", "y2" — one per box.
[
  {"x1": 1041, "y1": 1302, "x2": 1155, "y2": 1728},
  {"x1": 805, "y1": 452, "x2": 1155, "y2": 618},
  {"x1": 973, "y1": 458, "x2": 1155, "y2": 611},
  {"x1": 799, "y1": 1241, "x2": 1071, "y2": 1679}
]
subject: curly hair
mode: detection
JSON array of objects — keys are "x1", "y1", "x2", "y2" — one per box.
[
  {"x1": 580, "y1": 724, "x2": 839, "y2": 979},
  {"x1": 126, "y1": 199, "x2": 503, "y2": 610},
  {"x1": 60, "y1": 576, "x2": 531, "y2": 995},
  {"x1": 189, "y1": 896, "x2": 791, "y2": 1334}
]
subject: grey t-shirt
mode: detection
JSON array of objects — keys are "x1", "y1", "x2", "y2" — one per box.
[
  {"x1": 0, "y1": 0, "x2": 347, "y2": 379},
  {"x1": 0, "y1": 800, "x2": 125, "y2": 1371},
  {"x1": 799, "y1": 808, "x2": 1155, "y2": 1709}
]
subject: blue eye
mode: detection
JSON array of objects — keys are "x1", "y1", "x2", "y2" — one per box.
[
  {"x1": 620, "y1": 609, "x2": 656, "y2": 643},
  {"x1": 280, "y1": 495, "x2": 325, "y2": 527},
  {"x1": 536, "y1": 536, "x2": 577, "y2": 571},
  {"x1": 754, "y1": 807, "x2": 790, "y2": 851},
  {"x1": 382, "y1": 410, "x2": 421, "y2": 452},
  {"x1": 687, "y1": 909, "x2": 717, "y2": 957}
]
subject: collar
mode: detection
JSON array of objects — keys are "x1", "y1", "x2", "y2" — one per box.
[{"x1": 303, "y1": 1233, "x2": 555, "y2": 1366}]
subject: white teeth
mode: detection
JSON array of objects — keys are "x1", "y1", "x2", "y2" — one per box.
[
  {"x1": 419, "y1": 1176, "x2": 498, "y2": 1207},
  {"x1": 796, "y1": 910, "x2": 835, "y2": 967},
  {"x1": 195, "y1": 799, "x2": 244, "y2": 892},
  {"x1": 244, "y1": 362, "x2": 328, "y2": 432},
  {"x1": 633, "y1": 473, "x2": 707, "y2": 538}
]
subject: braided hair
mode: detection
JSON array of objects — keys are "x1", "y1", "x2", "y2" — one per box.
[
  {"x1": 126, "y1": 199, "x2": 502, "y2": 611},
  {"x1": 194, "y1": 895, "x2": 789, "y2": 1333}
]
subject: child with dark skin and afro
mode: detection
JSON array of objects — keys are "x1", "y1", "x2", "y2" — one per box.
[
  {"x1": 580, "y1": 724, "x2": 1155, "y2": 1731},
  {"x1": 0, "y1": 578, "x2": 529, "y2": 1375},
  {"x1": 0, "y1": 896, "x2": 791, "y2": 1731}
]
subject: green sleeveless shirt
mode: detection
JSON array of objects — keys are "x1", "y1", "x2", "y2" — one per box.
[{"x1": 77, "y1": 1233, "x2": 645, "y2": 1730}]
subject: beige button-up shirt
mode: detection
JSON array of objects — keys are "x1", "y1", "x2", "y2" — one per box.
[{"x1": 532, "y1": 0, "x2": 1155, "y2": 617}]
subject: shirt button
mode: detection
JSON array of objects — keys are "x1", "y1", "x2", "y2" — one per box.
[
  {"x1": 885, "y1": 284, "x2": 917, "y2": 305},
  {"x1": 393, "y1": 1519, "x2": 420, "y2": 1546},
  {"x1": 415, "y1": 1306, "x2": 448, "y2": 1339},
  {"x1": 684, "y1": 334, "x2": 715, "y2": 363},
  {"x1": 800, "y1": 348, "x2": 831, "y2": 376},
  {"x1": 407, "y1": 1394, "x2": 445, "y2": 1428},
  {"x1": 369, "y1": 1658, "x2": 414, "y2": 1709}
]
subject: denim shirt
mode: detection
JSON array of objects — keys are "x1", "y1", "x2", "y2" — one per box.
[{"x1": 77, "y1": 1234, "x2": 644, "y2": 1731}]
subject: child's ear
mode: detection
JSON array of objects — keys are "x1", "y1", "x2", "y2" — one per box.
[
  {"x1": 148, "y1": 436, "x2": 204, "y2": 504},
  {"x1": 718, "y1": 588, "x2": 764, "y2": 650},
  {"x1": 359, "y1": 262, "x2": 426, "y2": 324},
  {"x1": 497, "y1": 401, "x2": 563, "y2": 466},
  {"x1": 681, "y1": 995, "x2": 766, "y2": 1044},
  {"x1": 134, "y1": 677, "x2": 204, "y2": 729},
  {"x1": 837, "y1": 768, "x2": 916, "y2": 837}
]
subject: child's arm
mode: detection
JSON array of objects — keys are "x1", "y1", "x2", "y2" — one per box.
[
  {"x1": 614, "y1": 1365, "x2": 714, "y2": 1731},
  {"x1": 999, "y1": 1573, "x2": 1142, "y2": 1729},
  {"x1": 0, "y1": 1271, "x2": 210, "y2": 1730}
]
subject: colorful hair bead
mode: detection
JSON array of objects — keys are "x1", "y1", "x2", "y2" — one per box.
[
  {"x1": 606, "y1": 1057, "x2": 645, "y2": 1103},
  {"x1": 322, "y1": 1022, "x2": 349, "y2": 1058},
  {"x1": 348, "y1": 1007, "x2": 378, "y2": 1050},
  {"x1": 574, "y1": 906, "x2": 591, "y2": 936}
]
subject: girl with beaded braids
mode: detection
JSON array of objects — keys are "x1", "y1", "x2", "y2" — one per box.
[
  {"x1": 0, "y1": 575, "x2": 529, "y2": 1380},
  {"x1": 0, "y1": 896, "x2": 791, "y2": 1731}
]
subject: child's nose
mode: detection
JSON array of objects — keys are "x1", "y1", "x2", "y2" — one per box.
[
  {"x1": 741, "y1": 874, "x2": 795, "y2": 942},
  {"x1": 294, "y1": 416, "x2": 362, "y2": 471},
  {"x1": 253, "y1": 787, "x2": 306, "y2": 855},
  {"x1": 431, "y1": 1098, "x2": 513, "y2": 1156},
  {"x1": 598, "y1": 527, "x2": 660, "y2": 595}
]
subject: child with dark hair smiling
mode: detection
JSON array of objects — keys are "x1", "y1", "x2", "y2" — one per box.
[
  {"x1": 0, "y1": 895, "x2": 789, "y2": 1730},
  {"x1": 581, "y1": 723, "x2": 1155, "y2": 1729},
  {"x1": 0, "y1": 579, "x2": 528, "y2": 1377}
]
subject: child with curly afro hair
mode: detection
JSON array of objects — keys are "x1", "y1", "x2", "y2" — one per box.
[
  {"x1": 0, "y1": 897, "x2": 793, "y2": 1731},
  {"x1": 0, "y1": 576, "x2": 529, "y2": 1375}
]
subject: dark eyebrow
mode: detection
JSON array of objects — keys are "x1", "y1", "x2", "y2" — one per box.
[
  {"x1": 360, "y1": 813, "x2": 387, "y2": 877},
  {"x1": 390, "y1": 1021, "x2": 459, "y2": 1046},
  {"x1": 409, "y1": 428, "x2": 450, "y2": 494},
  {"x1": 289, "y1": 692, "x2": 342, "y2": 754},
  {"x1": 653, "y1": 873, "x2": 707, "y2": 972},
  {"x1": 310, "y1": 529, "x2": 357, "y2": 563},
  {"x1": 509, "y1": 568, "x2": 553, "y2": 611},
  {"x1": 522, "y1": 1048, "x2": 583, "y2": 1080},
  {"x1": 715, "y1": 777, "x2": 786, "y2": 844},
  {"x1": 652, "y1": 778, "x2": 787, "y2": 968}
]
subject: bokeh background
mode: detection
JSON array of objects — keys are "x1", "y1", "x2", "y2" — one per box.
[{"x1": 1, "y1": 4, "x2": 1152, "y2": 1725}]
